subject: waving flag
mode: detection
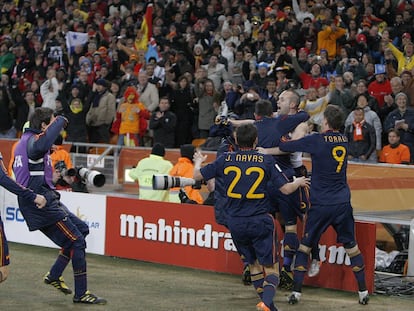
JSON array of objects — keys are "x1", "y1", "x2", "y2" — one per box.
[
  {"x1": 66, "y1": 31, "x2": 89, "y2": 55},
  {"x1": 136, "y1": 3, "x2": 153, "y2": 51},
  {"x1": 141, "y1": 3, "x2": 153, "y2": 41}
]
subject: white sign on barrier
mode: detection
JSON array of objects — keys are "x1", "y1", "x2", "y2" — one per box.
[{"x1": 0, "y1": 188, "x2": 106, "y2": 255}]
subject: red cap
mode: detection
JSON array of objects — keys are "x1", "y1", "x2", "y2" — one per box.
[
  {"x1": 356, "y1": 34, "x2": 367, "y2": 43},
  {"x1": 286, "y1": 46, "x2": 294, "y2": 51},
  {"x1": 299, "y1": 47, "x2": 310, "y2": 55},
  {"x1": 403, "y1": 32, "x2": 412, "y2": 39}
]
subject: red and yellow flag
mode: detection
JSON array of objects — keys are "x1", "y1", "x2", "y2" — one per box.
[{"x1": 135, "y1": 4, "x2": 153, "y2": 52}]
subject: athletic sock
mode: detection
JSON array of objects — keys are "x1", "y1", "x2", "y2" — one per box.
[{"x1": 50, "y1": 249, "x2": 70, "y2": 279}]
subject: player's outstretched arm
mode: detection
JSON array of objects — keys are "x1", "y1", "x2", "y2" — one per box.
[
  {"x1": 256, "y1": 146, "x2": 287, "y2": 155},
  {"x1": 279, "y1": 176, "x2": 310, "y2": 195}
]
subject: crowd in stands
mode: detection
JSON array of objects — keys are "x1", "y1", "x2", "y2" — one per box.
[{"x1": 0, "y1": 0, "x2": 414, "y2": 164}]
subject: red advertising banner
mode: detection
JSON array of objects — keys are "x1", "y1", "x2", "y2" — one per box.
[
  {"x1": 105, "y1": 197, "x2": 243, "y2": 274},
  {"x1": 106, "y1": 196, "x2": 375, "y2": 292},
  {"x1": 302, "y1": 222, "x2": 376, "y2": 292}
]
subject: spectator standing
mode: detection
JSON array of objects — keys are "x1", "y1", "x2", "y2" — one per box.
[
  {"x1": 86, "y1": 79, "x2": 116, "y2": 144},
  {"x1": 137, "y1": 70, "x2": 159, "y2": 146},
  {"x1": 40, "y1": 68, "x2": 59, "y2": 111},
  {"x1": 368, "y1": 64, "x2": 392, "y2": 108},
  {"x1": 345, "y1": 93, "x2": 383, "y2": 159},
  {"x1": 345, "y1": 107, "x2": 377, "y2": 163},
  {"x1": 317, "y1": 20, "x2": 346, "y2": 61},
  {"x1": 290, "y1": 49, "x2": 329, "y2": 89},
  {"x1": 168, "y1": 75, "x2": 195, "y2": 147},
  {"x1": 0, "y1": 75, "x2": 15, "y2": 138},
  {"x1": 149, "y1": 97, "x2": 177, "y2": 148},
  {"x1": 401, "y1": 70, "x2": 414, "y2": 107},
  {"x1": 194, "y1": 77, "x2": 219, "y2": 138},
  {"x1": 62, "y1": 97, "x2": 89, "y2": 153},
  {"x1": 330, "y1": 75, "x2": 355, "y2": 116},
  {"x1": 380, "y1": 76, "x2": 404, "y2": 121},
  {"x1": 117, "y1": 86, "x2": 150, "y2": 147},
  {"x1": 128, "y1": 143, "x2": 173, "y2": 202},
  {"x1": 383, "y1": 92, "x2": 414, "y2": 162},
  {"x1": 14, "y1": 90, "x2": 38, "y2": 137},
  {"x1": 202, "y1": 54, "x2": 229, "y2": 91}
]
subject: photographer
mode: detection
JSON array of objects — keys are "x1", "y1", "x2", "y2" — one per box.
[{"x1": 53, "y1": 161, "x2": 88, "y2": 193}]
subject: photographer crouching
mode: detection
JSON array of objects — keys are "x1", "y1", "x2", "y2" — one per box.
[{"x1": 51, "y1": 136, "x2": 105, "y2": 193}]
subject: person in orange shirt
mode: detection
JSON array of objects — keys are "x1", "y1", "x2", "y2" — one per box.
[
  {"x1": 50, "y1": 135, "x2": 73, "y2": 170},
  {"x1": 117, "y1": 86, "x2": 150, "y2": 146},
  {"x1": 169, "y1": 144, "x2": 204, "y2": 204},
  {"x1": 379, "y1": 129, "x2": 411, "y2": 164},
  {"x1": 317, "y1": 20, "x2": 346, "y2": 60}
]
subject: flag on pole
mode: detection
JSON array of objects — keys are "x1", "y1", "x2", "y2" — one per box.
[
  {"x1": 136, "y1": 3, "x2": 153, "y2": 51},
  {"x1": 141, "y1": 3, "x2": 153, "y2": 41},
  {"x1": 66, "y1": 31, "x2": 89, "y2": 56}
]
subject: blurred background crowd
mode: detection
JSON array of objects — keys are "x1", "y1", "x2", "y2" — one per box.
[{"x1": 0, "y1": 0, "x2": 414, "y2": 164}]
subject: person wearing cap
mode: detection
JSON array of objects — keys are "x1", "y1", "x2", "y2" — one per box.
[
  {"x1": 367, "y1": 64, "x2": 392, "y2": 108},
  {"x1": 168, "y1": 144, "x2": 203, "y2": 204},
  {"x1": 128, "y1": 143, "x2": 173, "y2": 202},
  {"x1": 86, "y1": 78, "x2": 116, "y2": 144}
]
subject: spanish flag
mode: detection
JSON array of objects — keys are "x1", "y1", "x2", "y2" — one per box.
[{"x1": 135, "y1": 3, "x2": 153, "y2": 51}]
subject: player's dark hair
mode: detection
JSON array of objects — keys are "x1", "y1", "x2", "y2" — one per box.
[
  {"x1": 324, "y1": 105, "x2": 344, "y2": 130},
  {"x1": 236, "y1": 124, "x2": 257, "y2": 148},
  {"x1": 255, "y1": 99, "x2": 273, "y2": 117},
  {"x1": 285, "y1": 89, "x2": 300, "y2": 107},
  {"x1": 30, "y1": 107, "x2": 54, "y2": 130}
]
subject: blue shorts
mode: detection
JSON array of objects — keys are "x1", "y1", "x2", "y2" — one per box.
[
  {"x1": 227, "y1": 214, "x2": 276, "y2": 266},
  {"x1": 40, "y1": 210, "x2": 89, "y2": 250},
  {"x1": 0, "y1": 216, "x2": 10, "y2": 267},
  {"x1": 301, "y1": 202, "x2": 356, "y2": 248}
]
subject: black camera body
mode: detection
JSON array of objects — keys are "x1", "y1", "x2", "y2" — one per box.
[{"x1": 54, "y1": 161, "x2": 106, "y2": 189}]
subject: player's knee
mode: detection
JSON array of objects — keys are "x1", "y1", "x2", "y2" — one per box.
[
  {"x1": 249, "y1": 260, "x2": 262, "y2": 275},
  {"x1": 0, "y1": 266, "x2": 9, "y2": 283},
  {"x1": 72, "y1": 236, "x2": 87, "y2": 250},
  {"x1": 263, "y1": 262, "x2": 279, "y2": 276}
]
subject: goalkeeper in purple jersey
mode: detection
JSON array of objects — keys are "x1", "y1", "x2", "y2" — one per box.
[
  {"x1": 0, "y1": 152, "x2": 46, "y2": 283},
  {"x1": 193, "y1": 123, "x2": 310, "y2": 311},
  {"x1": 279, "y1": 105, "x2": 369, "y2": 306}
]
